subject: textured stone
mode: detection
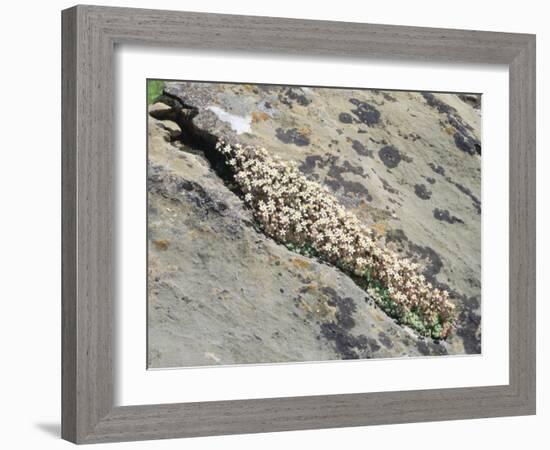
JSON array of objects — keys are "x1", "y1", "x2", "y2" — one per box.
[{"x1": 148, "y1": 82, "x2": 482, "y2": 366}]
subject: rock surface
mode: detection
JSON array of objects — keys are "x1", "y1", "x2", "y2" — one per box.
[{"x1": 148, "y1": 81, "x2": 482, "y2": 368}]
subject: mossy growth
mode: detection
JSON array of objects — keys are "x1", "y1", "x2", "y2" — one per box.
[
  {"x1": 285, "y1": 238, "x2": 452, "y2": 339},
  {"x1": 217, "y1": 140, "x2": 456, "y2": 340},
  {"x1": 147, "y1": 79, "x2": 165, "y2": 105},
  {"x1": 285, "y1": 242, "x2": 319, "y2": 259},
  {"x1": 360, "y1": 268, "x2": 450, "y2": 339}
]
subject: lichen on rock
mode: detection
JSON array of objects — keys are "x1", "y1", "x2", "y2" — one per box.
[{"x1": 147, "y1": 81, "x2": 482, "y2": 367}]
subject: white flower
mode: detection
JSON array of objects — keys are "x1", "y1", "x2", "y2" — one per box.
[{"x1": 214, "y1": 139, "x2": 455, "y2": 338}]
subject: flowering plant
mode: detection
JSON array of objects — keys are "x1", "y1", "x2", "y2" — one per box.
[{"x1": 216, "y1": 140, "x2": 457, "y2": 339}]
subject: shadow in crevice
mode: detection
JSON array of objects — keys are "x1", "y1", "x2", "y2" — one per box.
[{"x1": 151, "y1": 93, "x2": 237, "y2": 191}]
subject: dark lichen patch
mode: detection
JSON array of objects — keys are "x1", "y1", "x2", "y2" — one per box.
[
  {"x1": 256, "y1": 84, "x2": 278, "y2": 94},
  {"x1": 397, "y1": 130, "x2": 422, "y2": 144},
  {"x1": 421, "y1": 92, "x2": 454, "y2": 114},
  {"x1": 348, "y1": 98, "x2": 381, "y2": 126},
  {"x1": 447, "y1": 112, "x2": 475, "y2": 133},
  {"x1": 326, "y1": 159, "x2": 370, "y2": 196},
  {"x1": 320, "y1": 323, "x2": 371, "y2": 359},
  {"x1": 323, "y1": 287, "x2": 357, "y2": 330},
  {"x1": 368, "y1": 338, "x2": 381, "y2": 353},
  {"x1": 422, "y1": 93, "x2": 481, "y2": 156},
  {"x1": 453, "y1": 132, "x2": 481, "y2": 156},
  {"x1": 433, "y1": 208, "x2": 464, "y2": 224},
  {"x1": 459, "y1": 94, "x2": 481, "y2": 110},
  {"x1": 466, "y1": 277, "x2": 481, "y2": 289},
  {"x1": 382, "y1": 92, "x2": 397, "y2": 102},
  {"x1": 388, "y1": 197, "x2": 402, "y2": 207},
  {"x1": 428, "y1": 162, "x2": 446, "y2": 176},
  {"x1": 299, "y1": 154, "x2": 371, "y2": 199},
  {"x1": 378, "y1": 146, "x2": 401, "y2": 168},
  {"x1": 446, "y1": 177, "x2": 481, "y2": 214},
  {"x1": 413, "y1": 246, "x2": 444, "y2": 284},
  {"x1": 278, "y1": 87, "x2": 311, "y2": 108},
  {"x1": 275, "y1": 127, "x2": 310, "y2": 146},
  {"x1": 456, "y1": 296, "x2": 481, "y2": 354},
  {"x1": 379, "y1": 177, "x2": 399, "y2": 195},
  {"x1": 340, "y1": 160, "x2": 368, "y2": 178},
  {"x1": 299, "y1": 155, "x2": 323, "y2": 174},
  {"x1": 369, "y1": 137, "x2": 388, "y2": 146},
  {"x1": 425, "y1": 177, "x2": 436, "y2": 184},
  {"x1": 149, "y1": 165, "x2": 231, "y2": 217},
  {"x1": 319, "y1": 287, "x2": 373, "y2": 359},
  {"x1": 338, "y1": 112, "x2": 353, "y2": 124},
  {"x1": 416, "y1": 339, "x2": 448, "y2": 356},
  {"x1": 429, "y1": 342, "x2": 449, "y2": 356},
  {"x1": 416, "y1": 339, "x2": 430, "y2": 355},
  {"x1": 325, "y1": 178, "x2": 371, "y2": 199},
  {"x1": 351, "y1": 139, "x2": 373, "y2": 158},
  {"x1": 378, "y1": 331, "x2": 394, "y2": 349},
  {"x1": 414, "y1": 183, "x2": 432, "y2": 200}
]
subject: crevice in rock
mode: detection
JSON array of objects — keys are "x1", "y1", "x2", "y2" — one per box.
[
  {"x1": 150, "y1": 96, "x2": 241, "y2": 195},
  {"x1": 148, "y1": 100, "x2": 455, "y2": 350}
]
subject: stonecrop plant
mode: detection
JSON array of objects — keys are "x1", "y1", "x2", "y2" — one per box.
[{"x1": 216, "y1": 140, "x2": 457, "y2": 339}]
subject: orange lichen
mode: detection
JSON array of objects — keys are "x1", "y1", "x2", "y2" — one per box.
[
  {"x1": 298, "y1": 126, "x2": 312, "y2": 136},
  {"x1": 292, "y1": 257, "x2": 311, "y2": 270},
  {"x1": 251, "y1": 111, "x2": 270, "y2": 123},
  {"x1": 153, "y1": 239, "x2": 169, "y2": 250},
  {"x1": 445, "y1": 125, "x2": 455, "y2": 135},
  {"x1": 370, "y1": 222, "x2": 386, "y2": 236}
]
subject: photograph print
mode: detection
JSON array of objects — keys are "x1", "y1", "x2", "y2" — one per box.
[{"x1": 146, "y1": 80, "x2": 482, "y2": 369}]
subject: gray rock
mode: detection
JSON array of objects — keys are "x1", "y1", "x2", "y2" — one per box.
[
  {"x1": 147, "y1": 115, "x2": 448, "y2": 368},
  {"x1": 149, "y1": 101, "x2": 172, "y2": 116},
  {"x1": 156, "y1": 120, "x2": 181, "y2": 140},
  {"x1": 148, "y1": 81, "x2": 482, "y2": 366}
]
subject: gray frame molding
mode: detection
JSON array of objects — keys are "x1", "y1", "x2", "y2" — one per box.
[{"x1": 62, "y1": 5, "x2": 536, "y2": 444}]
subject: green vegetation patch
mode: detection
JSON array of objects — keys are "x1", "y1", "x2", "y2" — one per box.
[{"x1": 147, "y1": 79, "x2": 165, "y2": 105}]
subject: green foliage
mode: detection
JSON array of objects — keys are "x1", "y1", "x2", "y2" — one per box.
[
  {"x1": 363, "y1": 267, "x2": 373, "y2": 283},
  {"x1": 259, "y1": 217, "x2": 452, "y2": 339},
  {"x1": 285, "y1": 241, "x2": 319, "y2": 258},
  {"x1": 284, "y1": 238, "x2": 450, "y2": 339},
  {"x1": 285, "y1": 239, "x2": 449, "y2": 339},
  {"x1": 299, "y1": 243, "x2": 319, "y2": 258},
  {"x1": 147, "y1": 79, "x2": 164, "y2": 105},
  {"x1": 219, "y1": 139, "x2": 455, "y2": 340},
  {"x1": 360, "y1": 271, "x2": 448, "y2": 339}
]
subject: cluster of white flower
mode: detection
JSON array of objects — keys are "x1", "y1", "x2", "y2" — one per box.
[{"x1": 216, "y1": 140, "x2": 457, "y2": 338}]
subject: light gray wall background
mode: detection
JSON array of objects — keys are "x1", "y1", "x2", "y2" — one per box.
[{"x1": 0, "y1": 0, "x2": 546, "y2": 448}]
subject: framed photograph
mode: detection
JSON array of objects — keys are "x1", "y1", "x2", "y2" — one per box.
[{"x1": 62, "y1": 5, "x2": 536, "y2": 444}]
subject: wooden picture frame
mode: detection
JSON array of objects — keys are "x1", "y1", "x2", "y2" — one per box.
[{"x1": 61, "y1": 5, "x2": 536, "y2": 444}]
